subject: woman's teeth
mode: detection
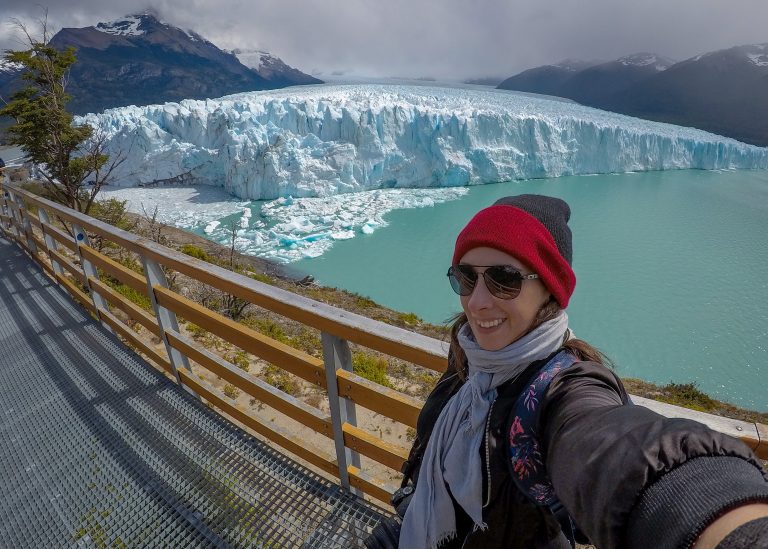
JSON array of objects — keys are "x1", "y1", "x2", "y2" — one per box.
[{"x1": 477, "y1": 318, "x2": 505, "y2": 329}]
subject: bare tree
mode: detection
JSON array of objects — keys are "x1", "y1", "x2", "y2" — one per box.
[{"x1": 220, "y1": 219, "x2": 249, "y2": 320}]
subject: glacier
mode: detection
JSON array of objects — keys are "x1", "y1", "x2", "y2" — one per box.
[{"x1": 80, "y1": 84, "x2": 768, "y2": 200}]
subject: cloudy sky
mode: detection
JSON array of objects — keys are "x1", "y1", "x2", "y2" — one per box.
[{"x1": 1, "y1": 0, "x2": 766, "y2": 79}]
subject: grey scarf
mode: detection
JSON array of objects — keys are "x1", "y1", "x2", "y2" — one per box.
[{"x1": 399, "y1": 312, "x2": 570, "y2": 549}]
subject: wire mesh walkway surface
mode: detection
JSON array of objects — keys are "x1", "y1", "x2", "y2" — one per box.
[{"x1": 0, "y1": 237, "x2": 392, "y2": 548}]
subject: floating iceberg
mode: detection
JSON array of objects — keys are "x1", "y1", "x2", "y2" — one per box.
[
  {"x1": 100, "y1": 185, "x2": 468, "y2": 263},
  {"x1": 81, "y1": 85, "x2": 768, "y2": 200}
]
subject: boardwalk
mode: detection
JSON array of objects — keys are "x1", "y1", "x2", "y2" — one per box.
[{"x1": 0, "y1": 236, "x2": 390, "y2": 548}]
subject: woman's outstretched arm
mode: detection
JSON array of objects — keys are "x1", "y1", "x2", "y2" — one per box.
[{"x1": 539, "y1": 362, "x2": 768, "y2": 549}]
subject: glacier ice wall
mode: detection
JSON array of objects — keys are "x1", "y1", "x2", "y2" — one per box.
[{"x1": 80, "y1": 84, "x2": 768, "y2": 200}]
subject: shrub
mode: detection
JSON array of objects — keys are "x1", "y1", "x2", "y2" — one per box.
[
  {"x1": 228, "y1": 350, "x2": 250, "y2": 372},
  {"x1": 352, "y1": 351, "x2": 392, "y2": 388},
  {"x1": 223, "y1": 384, "x2": 240, "y2": 400},
  {"x1": 241, "y1": 316, "x2": 291, "y2": 344},
  {"x1": 397, "y1": 312, "x2": 421, "y2": 325},
  {"x1": 102, "y1": 277, "x2": 152, "y2": 311},
  {"x1": 180, "y1": 244, "x2": 212, "y2": 262},
  {"x1": 353, "y1": 294, "x2": 377, "y2": 309},
  {"x1": 263, "y1": 365, "x2": 300, "y2": 396},
  {"x1": 291, "y1": 327, "x2": 322, "y2": 356},
  {"x1": 661, "y1": 382, "x2": 717, "y2": 411},
  {"x1": 187, "y1": 323, "x2": 208, "y2": 340}
]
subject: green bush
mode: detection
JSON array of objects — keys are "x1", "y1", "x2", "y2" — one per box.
[
  {"x1": 102, "y1": 277, "x2": 152, "y2": 311},
  {"x1": 353, "y1": 294, "x2": 377, "y2": 309},
  {"x1": 186, "y1": 323, "x2": 209, "y2": 339},
  {"x1": 241, "y1": 316, "x2": 291, "y2": 344},
  {"x1": 180, "y1": 244, "x2": 212, "y2": 262},
  {"x1": 263, "y1": 364, "x2": 300, "y2": 395},
  {"x1": 661, "y1": 382, "x2": 717, "y2": 411},
  {"x1": 352, "y1": 351, "x2": 391, "y2": 388},
  {"x1": 223, "y1": 384, "x2": 240, "y2": 400},
  {"x1": 397, "y1": 312, "x2": 421, "y2": 325},
  {"x1": 228, "y1": 350, "x2": 250, "y2": 372}
]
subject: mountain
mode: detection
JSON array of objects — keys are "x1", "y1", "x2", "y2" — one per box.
[
  {"x1": 497, "y1": 59, "x2": 604, "y2": 96},
  {"x1": 0, "y1": 13, "x2": 320, "y2": 116},
  {"x1": 603, "y1": 45, "x2": 768, "y2": 146},
  {"x1": 497, "y1": 46, "x2": 768, "y2": 146},
  {"x1": 231, "y1": 48, "x2": 321, "y2": 86},
  {"x1": 557, "y1": 53, "x2": 676, "y2": 104}
]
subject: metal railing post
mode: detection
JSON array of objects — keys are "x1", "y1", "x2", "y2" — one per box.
[
  {"x1": 321, "y1": 332, "x2": 362, "y2": 495},
  {"x1": 37, "y1": 208, "x2": 63, "y2": 276},
  {"x1": 5, "y1": 190, "x2": 24, "y2": 242},
  {"x1": 71, "y1": 223, "x2": 113, "y2": 333},
  {"x1": 17, "y1": 201, "x2": 38, "y2": 255},
  {"x1": 0, "y1": 190, "x2": 13, "y2": 235},
  {"x1": 142, "y1": 256, "x2": 196, "y2": 393}
]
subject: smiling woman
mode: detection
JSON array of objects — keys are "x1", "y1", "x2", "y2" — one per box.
[{"x1": 365, "y1": 194, "x2": 768, "y2": 549}]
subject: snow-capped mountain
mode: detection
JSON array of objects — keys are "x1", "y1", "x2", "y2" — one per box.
[
  {"x1": 495, "y1": 59, "x2": 604, "y2": 97},
  {"x1": 0, "y1": 60, "x2": 23, "y2": 74},
  {"x1": 742, "y1": 43, "x2": 768, "y2": 67},
  {"x1": 231, "y1": 48, "x2": 321, "y2": 86},
  {"x1": 616, "y1": 53, "x2": 676, "y2": 71},
  {"x1": 0, "y1": 13, "x2": 319, "y2": 116},
  {"x1": 498, "y1": 45, "x2": 768, "y2": 145},
  {"x1": 554, "y1": 53, "x2": 677, "y2": 104},
  {"x1": 78, "y1": 84, "x2": 768, "y2": 201},
  {"x1": 603, "y1": 43, "x2": 768, "y2": 146}
]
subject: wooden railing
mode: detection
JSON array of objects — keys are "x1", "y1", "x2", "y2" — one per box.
[{"x1": 1, "y1": 182, "x2": 766, "y2": 505}]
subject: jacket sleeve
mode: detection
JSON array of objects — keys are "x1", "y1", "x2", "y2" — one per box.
[{"x1": 539, "y1": 362, "x2": 768, "y2": 549}]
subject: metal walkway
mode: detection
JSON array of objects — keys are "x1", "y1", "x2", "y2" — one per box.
[{"x1": 0, "y1": 237, "x2": 390, "y2": 548}]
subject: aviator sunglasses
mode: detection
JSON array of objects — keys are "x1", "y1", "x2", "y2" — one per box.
[{"x1": 447, "y1": 264, "x2": 539, "y2": 300}]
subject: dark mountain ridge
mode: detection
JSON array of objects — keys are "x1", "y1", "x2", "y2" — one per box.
[
  {"x1": 0, "y1": 13, "x2": 321, "y2": 117},
  {"x1": 498, "y1": 47, "x2": 768, "y2": 146}
]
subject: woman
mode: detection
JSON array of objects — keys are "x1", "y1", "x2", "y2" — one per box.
[{"x1": 367, "y1": 194, "x2": 768, "y2": 549}]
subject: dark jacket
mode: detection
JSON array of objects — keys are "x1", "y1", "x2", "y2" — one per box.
[{"x1": 407, "y1": 351, "x2": 768, "y2": 549}]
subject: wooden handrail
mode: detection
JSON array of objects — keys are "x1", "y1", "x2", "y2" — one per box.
[
  {"x1": 154, "y1": 286, "x2": 328, "y2": 389},
  {"x1": 40, "y1": 222, "x2": 77, "y2": 252},
  {"x1": 81, "y1": 244, "x2": 148, "y2": 295},
  {"x1": 8, "y1": 185, "x2": 450, "y2": 372},
  {"x1": 178, "y1": 370, "x2": 340, "y2": 477},
  {"x1": 337, "y1": 369, "x2": 423, "y2": 428},
  {"x1": 99, "y1": 309, "x2": 173, "y2": 374},
  {"x1": 49, "y1": 248, "x2": 87, "y2": 286},
  {"x1": 342, "y1": 423, "x2": 410, "y2": 471},
  {"x1": 4, "y1": 180, "x2": 766, "y2": 503},
  {"x1": 88, "y1": 277, "x2": 161, "y2": 337},
  {"x1": 166, "y1": 329, "x2": 333, "y2": 437}
]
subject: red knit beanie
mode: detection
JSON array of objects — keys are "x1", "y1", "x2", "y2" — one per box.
[{"x1": 452, "y1": 195, "x2": 576, "y2": 308}]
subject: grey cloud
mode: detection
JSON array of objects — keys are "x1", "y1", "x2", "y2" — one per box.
[{"x1": 1, "y1": 0, "x2": 767, "y2": 80}]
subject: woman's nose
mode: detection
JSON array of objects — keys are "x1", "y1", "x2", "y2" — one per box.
[{"x1": 467, "y1": 274, "x2": 494, "y2": 311}]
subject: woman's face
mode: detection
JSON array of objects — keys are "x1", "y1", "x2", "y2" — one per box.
[{"x1": 459, "y1": 247, "x2": 551, "y2": 351}]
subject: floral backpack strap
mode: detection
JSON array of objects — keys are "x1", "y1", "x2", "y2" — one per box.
[{"x1": 508, "y1": 349, "x2": 579, "y2": 506}]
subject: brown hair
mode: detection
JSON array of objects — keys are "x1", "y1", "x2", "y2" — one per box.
[{"x1": 447, "y1": 297, "x2": 610, "y2": 381}]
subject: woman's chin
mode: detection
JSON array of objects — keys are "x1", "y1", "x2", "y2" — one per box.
[{"x1": 474, "y1": 331, "x2": 515, "y2": 351}]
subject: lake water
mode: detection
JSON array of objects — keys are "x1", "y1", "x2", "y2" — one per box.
[{"x1": 287, "y1": 170, "x2": 768, "y2": 411}]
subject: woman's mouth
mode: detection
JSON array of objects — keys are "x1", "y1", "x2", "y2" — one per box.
[{"x1": 474, "y1": 318, "x2": 507, "y2": 332}]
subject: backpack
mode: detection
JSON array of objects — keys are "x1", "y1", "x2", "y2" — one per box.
[{"x1": 396, "y1": 349, "x2": 587, "y2": 547}]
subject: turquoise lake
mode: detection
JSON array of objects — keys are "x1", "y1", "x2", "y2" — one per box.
[{"x1": 289, "y1": 170, "x2": 768, "y2": 411}]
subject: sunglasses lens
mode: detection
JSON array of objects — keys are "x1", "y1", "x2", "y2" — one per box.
[
  {"x1": 484, "y1": 266, "x2": 523, "y2": 299},
  {"x1": 447, "y1": 265, "x2": 477, "y2": 296}
]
